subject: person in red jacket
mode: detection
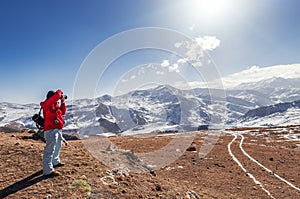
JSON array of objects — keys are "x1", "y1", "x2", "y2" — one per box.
[{"x1": 41, "y1": 89, "x2": 66, "y2": 176}]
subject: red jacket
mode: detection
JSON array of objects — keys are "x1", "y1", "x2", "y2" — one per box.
[{"x1": 40, "y1": 90, "x2": 66, "y2": 131}]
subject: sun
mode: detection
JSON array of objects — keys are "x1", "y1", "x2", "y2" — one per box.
[{"x1": 187, "y1": 0, "x2": 230, "y2": 20}]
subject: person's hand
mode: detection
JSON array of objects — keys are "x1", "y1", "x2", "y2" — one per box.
[{"x1": 61, "y1": 95, "x2": 65, "y2": 103}]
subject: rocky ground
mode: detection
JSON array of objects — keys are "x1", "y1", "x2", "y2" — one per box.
[{"x1": 0, "y1": 126, "x2": 299, "y2": 198}]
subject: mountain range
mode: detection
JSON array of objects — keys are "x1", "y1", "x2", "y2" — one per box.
[{"x1": 1, "y1": 64, "x2": 300, "y2": 135}]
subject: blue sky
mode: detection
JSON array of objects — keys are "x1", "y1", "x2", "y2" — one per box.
[{"x1": 0, "y1": 0, "x2": 300, "y2": 103}]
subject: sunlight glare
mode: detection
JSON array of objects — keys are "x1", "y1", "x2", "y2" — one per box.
[{"x1": 188, "y1": 0, "x2": 230, "y2": 20}]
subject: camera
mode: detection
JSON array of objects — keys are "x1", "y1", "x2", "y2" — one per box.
[
  {"x1": 54, "y1": 118, "x2": 59, "y2": 124},
  {"x1": 60, "y1": 95, "x2": 67, "y2": 99}
]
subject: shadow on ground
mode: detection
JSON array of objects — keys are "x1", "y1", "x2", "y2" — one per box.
[{"x1": 0, "y1": 170, "x2": 49, "y2": 198}]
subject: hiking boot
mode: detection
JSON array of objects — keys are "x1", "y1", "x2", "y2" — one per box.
[
  {"x1": 43, "y1": 171, "x2": 60, "y2": 177},
  {"x1": 54, "y1": 163, "x2": 65, "y2": 168}
]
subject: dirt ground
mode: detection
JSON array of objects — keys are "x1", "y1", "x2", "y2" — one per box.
[{"x1": 0, "y1": 126, "x2": 299, "y2": 198}]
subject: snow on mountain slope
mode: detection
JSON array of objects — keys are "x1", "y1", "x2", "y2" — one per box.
[
  {"x1": 0, "y1": 102, "x2": 38, "y2": 128},
  {"x1": 236, "y1": 100, "x2": 300, "y2": 127},
  {"x1": 221, "y1": 64, "x2": 300, "y2": 106},
  {"x1": 221, "y1": 64, "x2": 300, "y2": 89},
  {"x1": 238, "y1": 107, "x2": 300, "y2": 127},
  {"x1": 243, "y1": 100, "x2": 300, "y2": 118},
  {"x1": 1, "y1": 64, "x2": 300, "y2": 134}
]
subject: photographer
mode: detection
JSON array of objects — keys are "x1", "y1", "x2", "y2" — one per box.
[{"x1": 40, "y1": 89, "x2": 66, "y2": 177}]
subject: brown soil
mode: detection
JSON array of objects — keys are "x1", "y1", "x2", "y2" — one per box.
[{"x1": 0, "y1": 126, "x2": 299, "y2": 198}]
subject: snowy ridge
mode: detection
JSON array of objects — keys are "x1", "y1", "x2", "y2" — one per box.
[
  {"x1": 0, "y1": 102, "x2": 39, "y2": 129},
  {"x1": 221, "y1": 64, "x2": 300, "y2": 89},
  {"x1": 1, "y1": 64, "x2": 300, "y2": 134}
]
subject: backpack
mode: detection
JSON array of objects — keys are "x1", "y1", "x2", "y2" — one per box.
[{"x1": 32, "y1": 107, "x2": 44, "y2": 130}]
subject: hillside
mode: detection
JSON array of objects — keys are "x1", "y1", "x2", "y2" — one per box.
[
  {"x1": 1, "y1": 86, "x2": 300, "y2": 135},
  {"x1": 0, "y1": 126, "x2": 299, "y2": 198},
  {"x1": 1, "y1": 64, "x2": 300, "y2": 134}
]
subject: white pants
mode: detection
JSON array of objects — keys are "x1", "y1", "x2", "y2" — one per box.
[{"x1": 43, "y1": 129, "x2": 63, "y2": 175}]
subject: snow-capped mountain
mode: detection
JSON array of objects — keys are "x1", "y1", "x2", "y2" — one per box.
[
  {"x1": 1, "y1": 64, "x2": 300, "y2": 134},
  {"x1": 221, "y1": 64, "x2": 300, "y2": 89},
  {"x1": 243, "y1": 100, "x2": 300, "y2": 118},
  {"x1": 0, "y1": 102, "x2": 39, "y2": 130},
  {"x1": 239, "y1": 100, "x2": 300, "y2": 127}
]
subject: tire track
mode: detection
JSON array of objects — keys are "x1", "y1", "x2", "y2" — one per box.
[
  {"x1": 239, "y1": 134, "x2": 300, "y2": 192},
  {"x1": 228, "y1": 133, "x2": 275, "y2": 199},
  {"x1": 228, "y1": 132, "x2": 300, "y2": 198}
]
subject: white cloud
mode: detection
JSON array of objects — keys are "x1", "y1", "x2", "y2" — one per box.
[
  {"x1": 195, "y1": 36, "x2": 220, "y2": 51},
  {"x1": 146, "y1": 64, "x2": 158, "y2": 70},
  {"x1": 174, "y1": 42, "x2": 182, "y2": 48},
  {"x1": 168, "y1": 64, "x2": 180, "y2": 73},
  {"x1": 185, "y1": 42, "x2": 204, "y2": 61},
  {"x1": 138, "y1": 67, "x2": 145, "y2": 75},
  {"x1": 177, "y1": 58, "x2": 187, "y2": 64},
  {"x1": 188, "y1": 81, "x2": 208, "y2": 88},
  {"x1": 172, "y1": 35, "x2": 220, "y2": 69},
  {"x1": 156, "y1": 71, "x2": 165, "y2": 75},
  {"x1": 160, "y1": 59, "x2": 180, "y2": 73},
  {"x1": 161, "y1": 60, "x2": 170, "y2": 67},
  {"x1": 176, "y1": 40, "x2": 204, "y2": 61},
  {"x1": 130, "y1": 75, "x2": 136, "y2": 79}
]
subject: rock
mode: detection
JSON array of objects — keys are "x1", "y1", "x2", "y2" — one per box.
[
  {"x1": 111, "y1": 167, "x2": 130, "y2": 178},
  {"x1": 129, "y1": 109, "x2": 147, "y2": 125},
  {"x1": 32, "y1": 130, "x2": 45, "y2": 142},
  {"x1": 28, "y1": 129, "x2": 36, "y2": 134},
  {"x1": 98, "y1": 118, "x2": 121, "y2": 133},
  {"x1": 186, "y1": 190, "x2": 201, "y2": 199},
  {"x1": 186, "y1": 146, "x2": 197, "y2": 152},
  {"x1": 0, "y1": 122, "x2": 26, "y2": 133},
  {"x1": 80, "y1": 175, "x2": 87, "y2": 180},
  {"x1": 62, "y1": 133, "x2": 80, "y2": 140},
  {"x1": 269, "y1": 157, "x2": 274, "y2": 161},
  {"x1": 100, "y1": 174, "x2": 118, "y2": 186},
  {"x1": 155, "y1": 184, "x2": 162, "y2": 191},
  {"x1": 198, "y1": 125, "x2": 209, "y2": 130},
  {"x1": 214, "y1": 163, "x2": 225, "y2": 168},
  {"x1": 150, "y1": 170, "x2": 156, "y2": 177},
  {"x1": 106, "y1": 144, "x2": 116, "y2": 152}
]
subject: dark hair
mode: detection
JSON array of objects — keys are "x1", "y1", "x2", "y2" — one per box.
[{"x1": 46, "y1": 90, "x2": 55, "y2": 99}]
